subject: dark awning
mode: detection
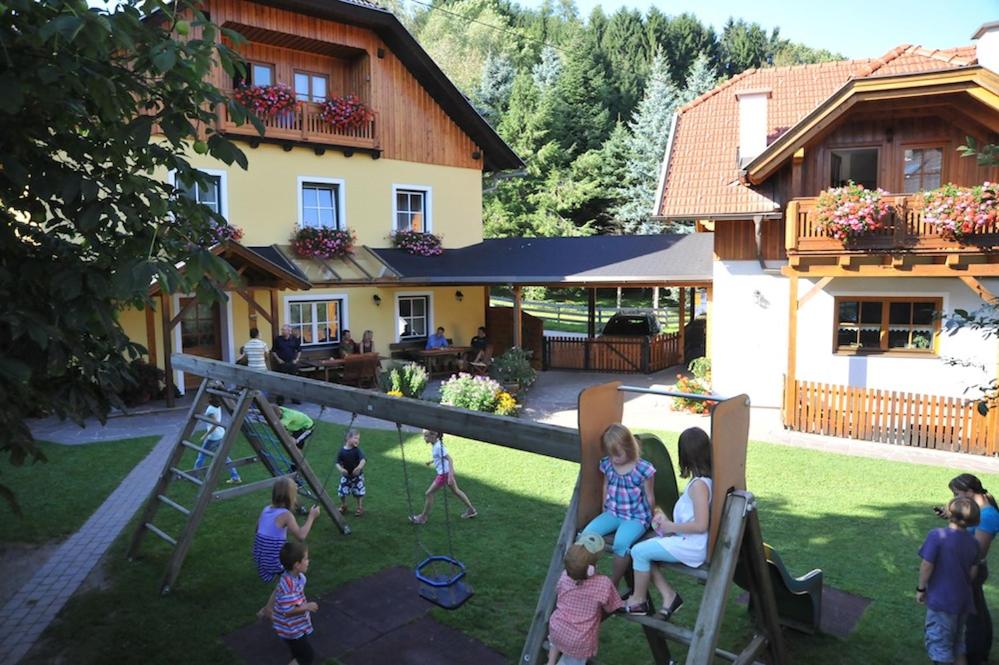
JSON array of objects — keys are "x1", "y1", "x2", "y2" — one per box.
[{"x1": 368, "y1": 234, "x2": 713, "y2": 286}]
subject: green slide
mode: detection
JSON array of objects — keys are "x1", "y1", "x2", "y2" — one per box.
[
  {"x1": 635, "y1": 433, "x2": 679, "y2": 518},
  {"x1": 735, "y1": 542, "x2": 824, "y2": 634}
]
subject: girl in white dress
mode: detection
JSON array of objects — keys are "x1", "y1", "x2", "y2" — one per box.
[{"x1": 621, "y1": 427, "x2": 712, "y2": 620}]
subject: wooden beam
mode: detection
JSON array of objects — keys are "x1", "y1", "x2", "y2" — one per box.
[
  {"x1": 678, "y1": 286, "x2": 686, "y2": 365},
  {"x1": 753, "y1": 216, "x2": 766, "y2": 269},
  {"x1": 785, "y1": 200, "x2": 799, "y2": 252},
  {"x1": 512, "y1": 285, "x2": 523, "y2": 348},
  {"x1": 270, "y1": 289, "x2": 280, "y2": 331},
  {"x1": 946, "y1": 253, "x2": 965, "y2": 267},
  {"x1": 161, "y1": 293, "x2": 175, "y2": 407},
  {"x1": 234, "y1": 286, "x2": 273, "y2": 325},
  {"x1": 790, "y1": 149, "x2": 804, "y2": 199},
  {"x1": 785, "y1": 274, "x2": 799, "y2": 420},
  {"x1": 145, "y1": 304, "x2": 158, "y2": 366},
  {"x1": 171, "y1": 355, "x2": 581, "y2": 461},
  {"x1": 798, "y1": 276, "x2": 833, "y2": 307},
  {"x1": 169, "y1": 296, "x2": 199, "y2": 330},
  {"x1": 782, "y1": 263, "x2": 999, "y2": 278},
  {"x1": 959, "y1": 276, "x2": 999, "y2": 304}
]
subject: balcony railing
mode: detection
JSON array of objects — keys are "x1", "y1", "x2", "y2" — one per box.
[
  {"x1": 215, "y1": 93, "x2": 378, "y2": 150},
  {"x1": 785, "y1": 195, "x2": 999, "y2": 254}
]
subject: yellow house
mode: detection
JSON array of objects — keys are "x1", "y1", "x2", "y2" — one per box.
[{"x1": 118, "y1": 0, "x2": 522, "y2": 393}]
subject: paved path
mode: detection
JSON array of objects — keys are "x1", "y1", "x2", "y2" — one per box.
[{"x1": 7, "y1": 369, "x2": 999, "y2": 662}]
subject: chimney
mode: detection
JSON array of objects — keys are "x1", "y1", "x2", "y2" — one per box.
[
  {"x1": 973, "y1": 21, "x2": 999, "y2": 73},
  {"x1": 736, "y1": 88, "x2": 772, "y2": 167}
]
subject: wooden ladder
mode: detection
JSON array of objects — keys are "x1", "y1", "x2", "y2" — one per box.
[
  {"x1": 127, "y1": 379, "x2": 345, "y2": 594},
  {"x1": 520, "y1": 486, "x2": 787, "y2": 665}
]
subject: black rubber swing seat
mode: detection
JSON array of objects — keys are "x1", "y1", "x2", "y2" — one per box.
[{"x1": 416, "y1": 555, "x2": 474, "y2": 610}]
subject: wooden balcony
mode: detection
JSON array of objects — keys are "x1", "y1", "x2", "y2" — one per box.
[
  {"x1": 215, "y1": 93, "x2": 379, "y2": 151},
  {"x1": 785, "y1": 195, "x2": 999, "y2": 256}
]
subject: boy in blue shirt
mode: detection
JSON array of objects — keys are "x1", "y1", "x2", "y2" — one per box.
[{"x1": 918, "y1": 496, "x2": 981, "y2": 665}]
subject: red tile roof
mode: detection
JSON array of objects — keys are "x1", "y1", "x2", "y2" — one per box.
[{"x1": 657, "y1": 45, "x2": 978, "y2": 219}]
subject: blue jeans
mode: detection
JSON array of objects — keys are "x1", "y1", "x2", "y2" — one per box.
[
  {"x1": 194, "y1": 437, "x2": 240, "y2": 481},
  {"x1": 582, "y1": 511, "x2": 647, "y2": 557}
]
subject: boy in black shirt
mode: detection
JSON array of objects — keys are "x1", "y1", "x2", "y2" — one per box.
[{"x1": 336, "y1": 429, "x2": 367, "y2": 516}]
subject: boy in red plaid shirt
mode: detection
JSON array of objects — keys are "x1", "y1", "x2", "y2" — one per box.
[{"x1": 547, "y1": 533, "x2": 623, "y2": 665}]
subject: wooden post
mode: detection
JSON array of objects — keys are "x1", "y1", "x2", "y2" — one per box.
[
  {"x1": 689, "y1": 287, "x2": 696, "y2": 319},
  {"x1": 785, "y1": 274, "x2": 799, "y2": 424},
  {"x1": 587, "y1": 289, "x2": 596, "y2": 338},
  {"x1": 678, "y1": 286, "x2": 686, "y2": 366},
  {"x1": 519, "y1": 479, "x2": 581, "y2": 664},
  {"x1": 653, "y1": 286, "x2": 660, "y2": 309},
  {"x1": 512, "y1": 285, "x2": 523, "y2": 348},
  {"x1": 616, "y1": 287, "x2": 622, "y2": 309},
  {"x1": 483, "y1": 286, "x2": 490, "y2": 328},
  {"x1": 161, "y1": 293, "x2": 175, "y2": 407},
  {"x1": 145, "y1": 305, "x2": 158, "y2": 366},
  {"x1": 785, "y1": 199, "x2": 799, "y2": 252},
  {"x1": 270, "y1": 288, "x2": 280, "y2": 334}
]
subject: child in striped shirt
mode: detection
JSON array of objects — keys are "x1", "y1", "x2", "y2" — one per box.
[{"x1": 272, "y1": 541, "x2": 318, "y2": 665}]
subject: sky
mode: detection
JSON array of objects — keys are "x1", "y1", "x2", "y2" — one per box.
[{"x1": 515, "y1": 0, "x2": 998, "y2": 59}]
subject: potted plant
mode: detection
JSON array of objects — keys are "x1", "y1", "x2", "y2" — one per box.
[
  {"x1": 488, "y1": 347, "x2": 537, "y2": 394},
  {"x1": 379, "y1": 362, "x2": 428, "y2": 399},
  {"x1": 318, "y1": 95, "x2": 374, "y2": 130},
  {"x1": 232, "y1": 84, "x2": 299, "y2": 118},
  {"x1": 921, "y1": 182, "x2": 998, "y2": 241},
  {"x1": 815, "y1": 181, "x2": 891, "y2": 241},
  {"x1": 291, "y1": 226, "x2": 355, "y2": 259},
  {"x1": 201, "y1": 220, "x2": 244, "y2": 247},
  {"x1": 391, "y1": 229, "x2": 443, "y2": 256}
]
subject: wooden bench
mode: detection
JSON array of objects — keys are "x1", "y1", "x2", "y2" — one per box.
[{"x1": 388, "y1": 339, "x2": 425, "y2": 360}]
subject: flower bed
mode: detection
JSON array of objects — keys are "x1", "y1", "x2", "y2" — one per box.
[
  {"x1": 815, "y1": 182, "x2": 891, "y2": 241},
  {"x1": 391, "y1": 230, "x2": 443, "y2": 256},
  {"x1": 318, "y1": 95, "x2": 374, "y2": 130},
  {"x1": 232, "y1": 84, "x2": 299, "y2": 118},
  {"x1": 439, "y1": 373, "x2": 518, "y2": 416},
  {"x1": 291, "y1": 226, "x2": 354, "y2": 259},
  {"x1": 921, "y1": 182, "x2": 999, "y2": 241},
  {"x1": 381, "y1": 362, "x2": 428, "y2": 399}
]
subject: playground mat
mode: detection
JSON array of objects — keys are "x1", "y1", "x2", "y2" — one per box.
[
  {"x1": 223, "y1": 566, "x2": 506, "y2": 665},
  {"x1": 735, "y1": 584, "x2": 871, "y2": 639}
]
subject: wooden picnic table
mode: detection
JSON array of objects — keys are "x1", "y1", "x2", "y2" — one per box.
[{"x1": 416, "y1": 346, "x2": 470, "y2": 376}]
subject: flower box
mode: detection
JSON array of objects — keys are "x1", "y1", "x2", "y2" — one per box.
[
  {"x1": 232, "y1": 84, "x2": 299, "y2": 118},
  {"x1": 391, "y1": 230, "x2": 443, "y2": 256},
  {"x1": 815, "y1": 182, "x2": 891, "y2": 241},
  {"x1": 203, "y1": 221, "x2": 243, "y2": 246},
  {"x1": 318, "y1": 95, "x2": 374, "y2": 130},
  {"x1": 291, "y1": 226, "x2": 355, "y2": 259},
  {"x1": 921, "y1": 182, "x2": 999, "y2": 242}
]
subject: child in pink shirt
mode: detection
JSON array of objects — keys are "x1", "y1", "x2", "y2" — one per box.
[{"x1": 547, "y1": 533, "x2": 623, "y2": 665}]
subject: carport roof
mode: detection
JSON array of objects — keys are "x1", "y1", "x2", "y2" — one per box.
[{"x1": 368, "y1": 234, "x2": 713, "y2": 286}]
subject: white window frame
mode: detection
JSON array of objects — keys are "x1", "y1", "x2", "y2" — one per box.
[
  {"x1": 394, "y1": 291, "x2": 434, "y2": 343},
  {"x1": 284, "y1": 293, "x2": 349, "y2": 347},
  {"x1": 392, "y1": 184, "x2": 432, "y2": 233},
  {"x1": 171, "y1": 292, "x2": 235, "y2": 395},
  {"x1": 297, "y1": 176, "x2": 346, "y2": 230},
  {"x1": 168, "y1": 168, "x2": 229, "y2": 221}
]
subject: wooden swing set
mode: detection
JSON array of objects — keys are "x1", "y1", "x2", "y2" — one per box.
[{"x1": 129, "y1": 354, "x2": 815, "y2": 664}]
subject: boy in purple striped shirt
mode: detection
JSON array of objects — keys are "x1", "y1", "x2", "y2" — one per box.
[{"x1": 273, "y1": 541, "x2": 318, "y2": 665}]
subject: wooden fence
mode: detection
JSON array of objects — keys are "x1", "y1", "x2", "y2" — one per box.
[
  {"x1": 492, "y1": 297, "x2": 680, "y2": 332},
  {"x1": 543, "y1": 333, "x2": 681, "y2": 374},
  {"x1": 784, "y1": 377, "x2": 997, "y2": 455}
]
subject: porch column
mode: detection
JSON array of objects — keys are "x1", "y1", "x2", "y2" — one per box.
[
  {"x1": 678, "y1": 286, "x2": 686, "y2": 366},
  {"x1": 785, "y1": 274, "x2": 799, "y2": 425},
  {"x1": 689, "y1": 287, "x2": 696, "y2": 319},
  {"x1": 512, "y1": 285, "x2": 523, "y2": 348},
  {"x1": 483, "y1": 286, "x2": 490, "y2": 329},
  {"x1": 587, "y1": 289, "x2": 596, "y2": 338},
  {"x1": 705, "y1": 284, "x2": 713, "y2": 359},
  {"x1": 270, "y1": 288, "x2": 280, "y2": 331},
  {"x1": 653, "y1": 286, "x2": 660, "y2": 309},
  {"x1": 160, "y1": 292, "x2": 175, "y2": 408},
  {"x1": 145, "y1": 305, "x2": 157, "y2": 366}
]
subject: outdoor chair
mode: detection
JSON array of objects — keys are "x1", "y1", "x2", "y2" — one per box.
[{"x1": 469, "y1": 344, "x2": 493, "y2": 376}]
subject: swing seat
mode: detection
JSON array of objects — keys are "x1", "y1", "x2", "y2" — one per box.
[{"x1": 415, "y1": 555, "x2": 474, "y2": 610}]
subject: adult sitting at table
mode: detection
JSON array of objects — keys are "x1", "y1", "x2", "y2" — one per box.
[
  {"x1": 360, "y1": 330, "x2": 375, "y2": 354},
  {"x1": 469, "y1": 326, "x2": 489, "y2": 363},
  {"x1": 426, "y1": 326, "x2": 449, "y2": 350},
  {"x1": 338, "y1": 329, "x2": 358, "y2": 357}
]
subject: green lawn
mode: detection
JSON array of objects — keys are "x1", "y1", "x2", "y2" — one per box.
[
  {"x1": 21, "y1": 424, "x2": 999, "y2": 664},
  {"x1": 1, "y1": 436, "x2": 159, "y2": 544}
]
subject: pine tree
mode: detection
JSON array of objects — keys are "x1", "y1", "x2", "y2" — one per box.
[
  {"x1": 719, "y1": 17, "x2": 773, "y2": 77},
  {"x1": 531, "y1": 45, "x2": 562, "y2": 91},
  {"x1": 541, "y1": 32, "x2": 612, "y2": 161},
  {"x1": 474, "y1": 52, "x2": 515, "y2": 126},
  {"x1": 655, "y1": 12, "x2": 719, "y2": 87},
  {"x1": 680, "y1": 53, "x2": 718, "y2": 105},
  {"x1": 600, "y1": 8, "x2": 649, "y2": 122},
  {"x1": 614, "y1": 49, "x2": 680, "y2": 233}
]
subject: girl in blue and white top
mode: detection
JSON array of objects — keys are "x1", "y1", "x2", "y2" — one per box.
[
  {"x1": 581, "y1": 423, "x2": 656, "y2": 590},
  {"x1": 946, "y1": 474, "x2": 999, "y2": 665},
  {"x1": 623, "y1": 427, "x2": 712, "y2": 619},
  {"x1": 409, "y1": 430, "x2": 477, "y2": 524}
]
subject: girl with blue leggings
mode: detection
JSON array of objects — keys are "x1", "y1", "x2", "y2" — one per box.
[
  {"x1": 622, "y1": 427, "x2": 713, "y2": 619},
  {"x1": 582, "y1": 424, "x2": 656, "y2": 590}
]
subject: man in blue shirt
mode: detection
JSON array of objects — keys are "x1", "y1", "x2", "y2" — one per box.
[
  {"x1": 426, "y1": 326, "x2": 448, "y2": 350},
  {"x1": 271, "y1": 324, "x2": 302, "y2": 405}
]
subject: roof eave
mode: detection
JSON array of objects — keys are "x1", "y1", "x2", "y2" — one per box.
[
  {"x1": 744, "y1": 65, "x2": 995, "y2": 185},
  {"x1": 249, "y1": 0, "x2": 523, "y2": 171}
]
